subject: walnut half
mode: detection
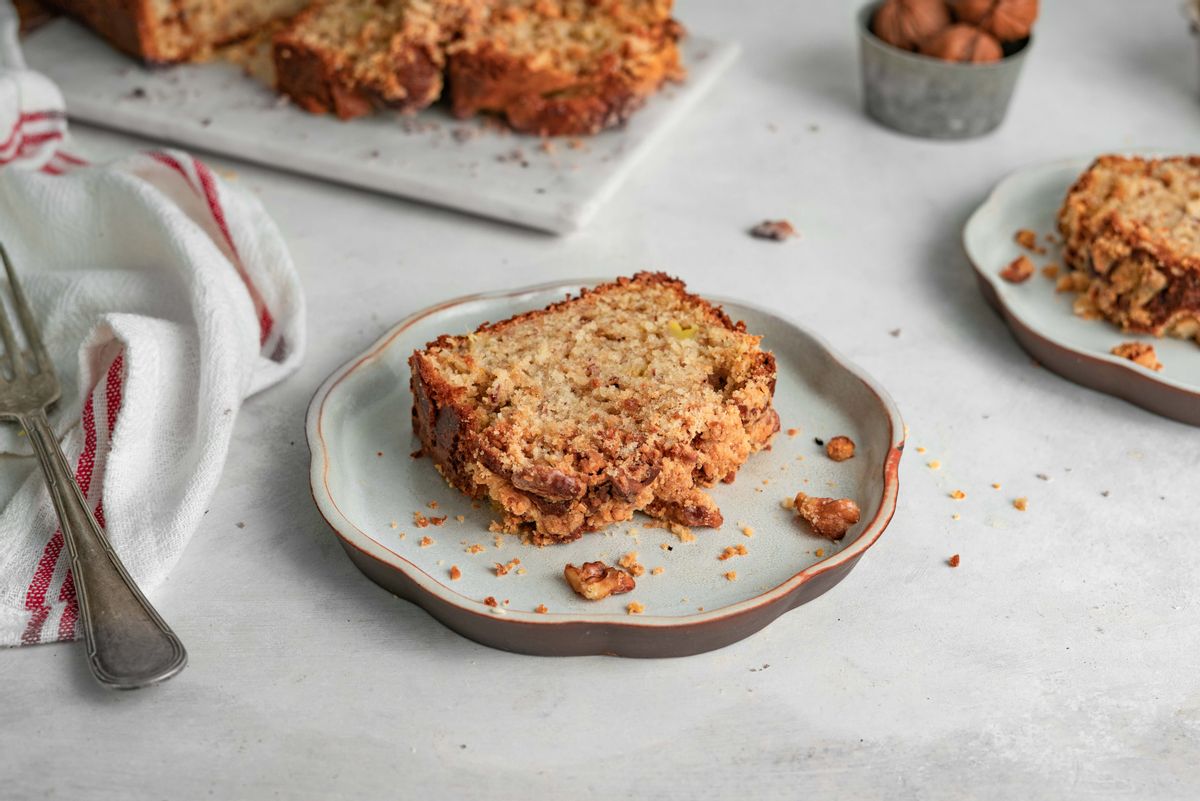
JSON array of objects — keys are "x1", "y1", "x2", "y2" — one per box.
[
  {"x1": 564, "y1": 561, "x2": 636, "y2": 601},
  {"x1": 794, "y1": 493, "x2": 861, "y2": 540}
]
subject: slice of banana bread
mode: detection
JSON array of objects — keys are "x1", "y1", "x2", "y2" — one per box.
[
  {"x1": 446, "y1": 0, "x2": 685, "y2": 136},
  {"x1": 45, "y1": 0, "x2": 308, "y2": 63},
  {"x1": 410, "y1": 273, "x2": 779, "y2": 544},
  {"x1": 273, "y1": 0, "x2": 484, "y2": 119},
  {"x1": 1058, "y1": 155, "x2": 1200, "y2": 343}
]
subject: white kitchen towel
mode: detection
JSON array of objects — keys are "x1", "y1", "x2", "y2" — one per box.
[{"x1": 0, "y1": 3, "x2": 305, "y2": 645}]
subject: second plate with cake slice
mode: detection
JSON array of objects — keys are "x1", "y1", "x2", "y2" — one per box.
[
  {"x1": 965, "y1": 153, "x2": 1200, "y2": 426},
  {"x1": 308, "y1": 277, "x2": 903, "y2": 657}
]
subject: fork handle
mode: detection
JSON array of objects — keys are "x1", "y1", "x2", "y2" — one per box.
[{"x1": 21, "y1": 409, "x2": 187, "y2": 689}]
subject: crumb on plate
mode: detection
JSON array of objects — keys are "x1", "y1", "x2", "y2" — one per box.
[
  {"x1": 794, "y1": 492, "x2": 861, "y2": 540},
  {"x1": 1000, "y1": 255, "x2": 1035, "y2": 283},
  {"x1": 825, "y1": 435, "x2": 856, "y2": 462},
  {"x1": 564, "y1": 561, "x2": 636, "y2": 600},
  {"x1": 1111, "y1": 342, "x2": 1163, "y2": 371}
]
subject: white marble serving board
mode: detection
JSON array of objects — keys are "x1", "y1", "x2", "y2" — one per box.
[{"x1": 22, "y1": 18, "x2": 738, "y2": 234}]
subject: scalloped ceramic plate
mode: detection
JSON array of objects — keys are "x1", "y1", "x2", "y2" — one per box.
[
  {"x1": 306, "y1": 280, "x2": 904, "y2": 657},
  {"x1": 965, "y1": 154, "x2": 1200, "y2": 426}
]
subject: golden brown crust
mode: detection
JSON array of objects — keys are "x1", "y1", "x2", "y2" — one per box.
[
  {"x1": 47, "y1": 0, "x2": 307, "y2": 64},
  {"x1": 43, "y1": 0, "x2": 157, "y2": 60},
  {"x1": 272, "y1": 0, "x2": 458, "y2": 118},
  {"x1": 446, "y1": 3, "x2": 685, "y2": 136},
  {"x1": 1057, "y1": 155, "x2": 1200, "y2": 343}
]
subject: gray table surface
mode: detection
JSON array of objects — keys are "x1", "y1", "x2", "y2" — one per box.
[{"x1": 4, "y1": 1, "x2": 1200, "y2": 799}]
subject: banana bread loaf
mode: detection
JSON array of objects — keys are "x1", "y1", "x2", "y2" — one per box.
[
  {"x1": 410, "y1": 273, "x2": 779, "y2": 544},
  {"x1": 44, "y1": 0, "x2": 308, "y2": 63}
]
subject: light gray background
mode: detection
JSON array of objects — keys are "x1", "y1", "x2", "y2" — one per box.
[{"x1": 4, "y1": 1, "x2": 1199, "y2": 799}]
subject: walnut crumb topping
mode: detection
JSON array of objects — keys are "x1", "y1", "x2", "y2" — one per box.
[
  {"x1": 564, "y1": 561, "x2": 636, "y2": 600},
  {"x1": 794, "y1": 493, "x2": 861, "y2": 540}
]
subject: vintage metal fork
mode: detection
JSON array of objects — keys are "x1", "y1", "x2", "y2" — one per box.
[{"x1": 0, "y1": 244, "x2": 186, "y2": 689}]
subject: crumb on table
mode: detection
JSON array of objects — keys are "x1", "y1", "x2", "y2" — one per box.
[
  {"x1": 535, "y1": 604, "x2": 548, "y2": 614},
  {"x1": 948, "y1": 554, "x2": 961, "y2": 568},
  {"x1": 484, "y1": 596, "x2": 498, "y2": 607},
  {"x1": 724, "y1": 571, "x2": 738, "y2": 581},
  {"x1": 627, "y1": 601, "x2": 645, "y2": 614},
  {"x1": 449, "y1": 565, "x2": 462, "y2": 581},
  {"x1": 419, "y1": 536, "x2": 434, "y2": 547},
  {"x1": 651, "y1": 566, "x2": 665, "y2": 576},
  {"x1": 950, "y1": 490, "x2": 966, "y2": 500},
  {"x1": 749, "y1": 219, "x2": 798, "y2": 241},
  {"x1": 1013, "y1": 497, "x2": 1029, "y2": 511}
]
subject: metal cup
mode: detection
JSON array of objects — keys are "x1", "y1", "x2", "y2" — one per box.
[{"x1": 857, "y1": 1, "x2": 1032, "y2": 139}]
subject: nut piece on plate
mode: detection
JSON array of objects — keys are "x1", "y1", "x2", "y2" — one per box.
[
  {"x1": 1111, "y1": 342, "x2": 1163, "y2": 372},
  {"x1": 794, "y1": 493, "x2": 861, "y2": 540},
  {"x1": 564, "y1": 561, "x2": 637, "y2": 600},
  {"x1": 950, "y1": 0, "x2": 1039, "y2": 42},
  {"x1": 920, "y1": 24, "x2": 1003, "y2": 63},
  {"x1": 999, "y1": 255, "x2": 1035, "y2": 283},
  {"x1": 872, "y1": 0, "x2": 951, "y2": 51},
  {"x1": 749, "y1": 219, "x2": 798, "y2": 241},
  {"x1": 825, "y1": 436, "x2": 856, "y2": 462}
]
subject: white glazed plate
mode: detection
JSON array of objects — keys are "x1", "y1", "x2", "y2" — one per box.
[
  {"x1": 306, "y1": 280, "x2": 905, "y2": 657},
  {"x1": 965, "y1": 154, "x2": 1200, "y2": 426}
]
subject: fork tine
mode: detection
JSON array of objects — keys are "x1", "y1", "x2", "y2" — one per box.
[
  {"x1": 0, "y1": 244, "x2": 25, "y2": 379},
  {"x1": 0, "y1": 243, "x2": 46, "y2": 376}
]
